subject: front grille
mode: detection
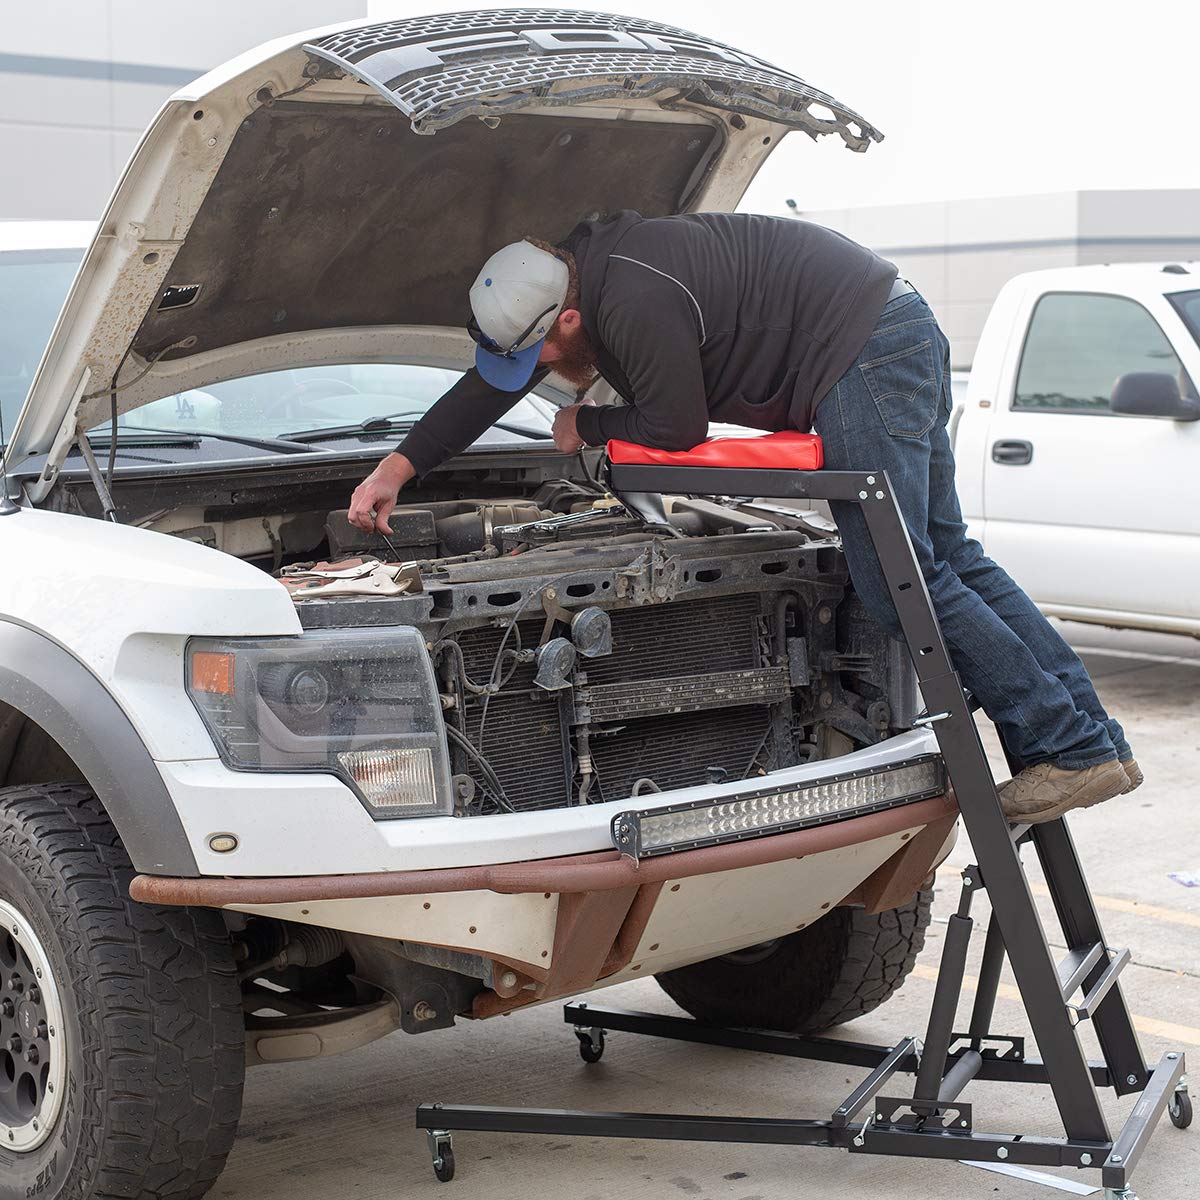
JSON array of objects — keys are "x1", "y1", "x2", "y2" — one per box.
[
  {"x1": 304, "y1": 14, "x2": 878, "y2": 147},
  {"x1": 449, "y1": 594, "x2": 779, "y2": 813}
]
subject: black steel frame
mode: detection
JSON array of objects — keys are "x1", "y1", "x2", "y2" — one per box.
[{"x1": 416, "y1": 466, "x2": 1190, "y2": 1195}]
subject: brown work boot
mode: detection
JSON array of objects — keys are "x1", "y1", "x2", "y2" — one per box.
[
  {"x1": 997, "y1": 759, "x2": 1129, "y2": 824},
  {"x1": 1120, "y1": 758, "x2": 1144, "y2": 794}
]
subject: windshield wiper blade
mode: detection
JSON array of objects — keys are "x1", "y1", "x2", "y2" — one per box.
[
  {"x1": 95, "y1": 427, "x2": 317, "y2": 454},
  {"x1": 283, "y1": 411, "x2": 552, "y2": 443},
  {"x1": 281, "y1": 411, "x2": 425, "y2": 442},
  {"x1": 282, "y1": 421, "x2": 416, "y2": 443},
  {"x1": 77, "y1": 432, "x2": 202, "y2": 449}
]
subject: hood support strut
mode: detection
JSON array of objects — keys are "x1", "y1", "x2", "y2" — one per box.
[{"x1": 76, "y1": 434, "x2": 121, "y2": 524}]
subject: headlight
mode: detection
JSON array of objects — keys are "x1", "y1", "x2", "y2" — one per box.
[
  {"x1": 187, "y1": 628, "x2": 452, "y2": 818},
  {"x1": 611, "y1": 757, "x2": 946, "y2": 858}
]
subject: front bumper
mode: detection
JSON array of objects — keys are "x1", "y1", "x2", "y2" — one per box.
[
  {"x1": 132, "y1": 794, "x2": 957, "y2": 1018},
  {"x1": 136, "y1": 730, "x2": 958, "y2": 1019},
  {"x1": 160, "y1": 728, "x2": 943, "y2": 877},
  {"x1": 132, "y1": 791, "x2": 955, "y2": 907}
]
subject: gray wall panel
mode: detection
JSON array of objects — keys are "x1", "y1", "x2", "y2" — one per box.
[
  {"x1": 2, "y1": 123, "x2": 116, "y2": 218},
  {"x1": 0, "y1": 68, "x2": 111, "y2": 131},
  {"x1": 0, "y1": 1, "x2": 365, "y2": 220},
  {"x1": 802, "y1": 190, "x2": 1200, "y2": 367}
]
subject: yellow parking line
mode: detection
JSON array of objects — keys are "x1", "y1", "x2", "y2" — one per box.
[
  {"x1": 1028, "y1": 882, "x2": 1200, "y2": 931},
  {"x1": 910, "y1": 964, "x2": 1200, "y2": 1048}
]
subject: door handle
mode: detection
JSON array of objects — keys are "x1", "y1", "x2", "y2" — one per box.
[{"x1": 992, "y1": 439, "x2": 1033, "y2": 465}]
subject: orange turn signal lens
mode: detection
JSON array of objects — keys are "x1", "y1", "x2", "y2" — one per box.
[{"x1": 191, "y1": 651, "x2": 235, "y2": 696}]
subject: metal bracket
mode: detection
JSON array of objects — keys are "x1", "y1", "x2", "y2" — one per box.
[
  {"x1": 873, "y1": 1096, "x2": 972, "y2": 1131},
  {"x1": 537, "y1": 585, "x2": 575, "y2": 645},
  {"x1": 614, "y1": 541, "x2": 680, "y2": 605},
  {"x1": 948, "y1": 1033, "x2": 1026, "y2": 1064},
  {"x1": 961, "y1": 864, "x2": 985, "y2": 892}
]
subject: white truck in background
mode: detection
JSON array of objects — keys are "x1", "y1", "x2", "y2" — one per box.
[{"x1": 952, "y1": 262, "x2": 1200, "y2": 638}]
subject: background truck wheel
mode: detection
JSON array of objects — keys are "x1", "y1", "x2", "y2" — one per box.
[
  {"x1": 655, "y1": 888, "x2": 934, "y2": 1033},
  {"x1": 0, "y1": 783, "x2": 245, "y2": 1200}
]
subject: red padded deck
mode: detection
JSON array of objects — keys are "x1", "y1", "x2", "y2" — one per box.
[{"x1": 607, "y1": 430, "x2": 823, "y2": 471}]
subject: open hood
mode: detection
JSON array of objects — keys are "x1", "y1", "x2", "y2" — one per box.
[{"x1": 8, "y1": 9, "x2": 881, "y2": 485}]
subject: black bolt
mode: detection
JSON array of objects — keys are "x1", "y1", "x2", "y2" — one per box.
[
  {"x1": 0, "y1": 998, "x2": 13, "y2": 1018},
  {"x1": 7, "y1": 1033, "x2": 22, "y2": 1053},
  {"x1": 24, "y1": 1044, "x2": 38, "y2": 1065},
  {"x1": 27, "y1": 986, "x2": 40, "y2": 1005}
]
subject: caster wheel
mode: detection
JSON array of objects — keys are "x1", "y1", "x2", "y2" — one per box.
[
  {"x1": 576, "y1": 1027, "x2": 606, "y2": 1063},
  {"x1": 1169, "y1": 1089, "x2": 1192, "y2": 1129},
  {"x1": 427, "y1": 1131, "x2": 456, "y2": 1182},
  {"x1": 433, "y1": 1147, "x2": 456, "y2": 1183}
]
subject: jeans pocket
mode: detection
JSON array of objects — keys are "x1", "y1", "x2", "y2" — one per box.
[{"x1": 859, "y1": 338, "x2": 939, "y2": 440}]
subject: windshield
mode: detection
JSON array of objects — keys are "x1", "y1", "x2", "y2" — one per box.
[
  {"x1": 1169, "y1": 290, "x2": 1200, "y2": 350},
  {"x1": 0, "y1": 249, "x2": 84, "y2": 446},
  {"x1": 84, "y1": 362, "x2": 554, "y2": 443}
]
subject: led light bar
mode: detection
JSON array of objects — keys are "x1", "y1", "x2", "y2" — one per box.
[{"x1": 611, "y1": 757, "x2": 946, "y2": 859}]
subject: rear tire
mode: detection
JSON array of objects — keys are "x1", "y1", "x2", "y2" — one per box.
[
  {"x1": 0, "y1": 783, "x2": 245, "y2": 1200},
  {"x1": 656, "y1": 888, "x2": 933, "y2": 1033}
]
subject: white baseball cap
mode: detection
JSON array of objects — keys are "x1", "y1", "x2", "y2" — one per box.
[{"x1": 467, "y1": 240, "x2": 570, "y2": 390}]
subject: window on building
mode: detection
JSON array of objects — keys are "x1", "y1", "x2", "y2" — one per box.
[{"x1": 1014, "y1": 292, "x2": 1189, "y2": 413}]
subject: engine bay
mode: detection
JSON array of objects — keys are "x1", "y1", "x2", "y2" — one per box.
[
  {"x1": 270, "y1": 483, "x2": 913, "y2": 817},
  {"x1": 49, "y1": 455, "x2": 917, "y2": 816}
]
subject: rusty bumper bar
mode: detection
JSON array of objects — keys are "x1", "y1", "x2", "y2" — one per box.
[{"x1": 129, "y1": 793, "x2": 957, "y2": 908}]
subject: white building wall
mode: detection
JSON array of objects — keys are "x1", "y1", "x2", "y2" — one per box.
[
  {"x1": 802, "y1": 190, "x2": 1200, "y2": 367},
  {"x1": 0, "y1": 1, "x2": 365, "y2": 220}
]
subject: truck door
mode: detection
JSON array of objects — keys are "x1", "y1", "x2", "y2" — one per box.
[{"x1": 983, "y1": 289, "x2": 1200, "y2": 627}]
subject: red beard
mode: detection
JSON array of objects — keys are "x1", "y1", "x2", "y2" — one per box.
[{"x1": 543, "y1": 323, "x2": 598, "y2": 390}]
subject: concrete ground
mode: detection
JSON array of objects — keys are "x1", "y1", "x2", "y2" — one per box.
[{"x1": 217, "y1": 623, "x2": 1200, "y2": 1200}]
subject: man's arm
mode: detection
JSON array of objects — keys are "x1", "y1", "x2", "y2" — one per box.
[
  {"x1": 574, "y1": 277, "x2": 708, "y2": 450},
  {"x1": 396, "y1": 366, "x2": 547, "y2": 476},
  {"x1": 348, "y1": 366, "x2": 544, "y2": 532}
]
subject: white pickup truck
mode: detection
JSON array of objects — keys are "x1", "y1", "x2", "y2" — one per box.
[
  {"x1": 953, "y1": 263, "x2": 1200, "y2": 638},
  {"x1": 0, "y1": 14, "x2": 962, "y2": 1199}
]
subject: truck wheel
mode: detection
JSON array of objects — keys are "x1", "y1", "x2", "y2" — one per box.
[
  {"x1": 656, "y1": 888, "x2": 933, "y2": 1033},
  {"x1": 0, "y1": 783, "x2": 245, "y2": 1200}
]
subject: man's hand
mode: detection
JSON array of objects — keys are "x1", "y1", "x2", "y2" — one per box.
[
  {"x1": 348, "y1": 452, "x2": 415, "y2": 533},
  {"x1": 552, "y1": 403, "x2": 586, "y2": 453}
]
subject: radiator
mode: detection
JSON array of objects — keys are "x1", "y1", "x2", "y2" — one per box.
[{"x1": 451, "y1": 594, "x2": 775, "y2": 812}]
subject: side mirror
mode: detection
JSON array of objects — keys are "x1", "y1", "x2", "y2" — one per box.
[{"x1": 1110, "y1": 372, "x2": 1200, "y2": 421}]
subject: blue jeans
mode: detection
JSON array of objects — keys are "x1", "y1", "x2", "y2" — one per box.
[{"x1": 813, "y1": 290, "x2": 1129, "y2": 770}]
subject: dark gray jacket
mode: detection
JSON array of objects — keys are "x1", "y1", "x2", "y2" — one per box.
[{"x1": 397, "y1": 211, "x2": 896, "y2": 475}]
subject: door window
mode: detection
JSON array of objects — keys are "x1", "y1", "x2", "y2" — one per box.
[
  {"x1": 1014, "y1": 292, "x2": 1190, "y2": 414},
  {"x1": 0, "y1": 250, "x2": 84, "y2": 444},
  {"x1": 1168, "y1": 289, "x2": 1200, "y2": 349}
]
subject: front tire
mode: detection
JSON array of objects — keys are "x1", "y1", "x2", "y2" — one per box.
[
  {"x1": 656, "y1": 889, "x2": 933, "y2": 1033},
  {"x1": 0, "y1": 783, "x2": 245, "y2": 1200}
]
